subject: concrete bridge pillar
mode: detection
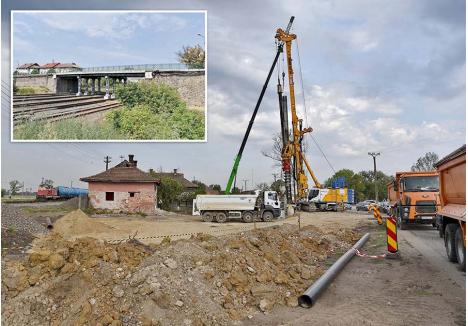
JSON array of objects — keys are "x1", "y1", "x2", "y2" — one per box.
[
  {"x1": 111, "y1": 78, "x2": 116, "y2": 99},
  {"x1": 83, "y1": 78, "x2": 89, "y2": 96},
  {"x1": 97, "y1": 78, "x2": 101, "y2": 93},
  {"x1": 91, "y1": 78, "x2": 96, "y2": 95},
  {"x1": 76, "y1": 76, "x2": 82, "y2": 96},
  {"x1": 104, "y1": 76, "x2": 110, "y2": 100}
]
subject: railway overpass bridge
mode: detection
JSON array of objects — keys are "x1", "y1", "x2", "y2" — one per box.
[{"x1": 14, "y1": 63, "x2": 205, "y2": 100}]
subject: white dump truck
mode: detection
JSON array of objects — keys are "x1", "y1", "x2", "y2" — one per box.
[{"x1": 193, "y1": 190, "x2": 281, "y2": 223}]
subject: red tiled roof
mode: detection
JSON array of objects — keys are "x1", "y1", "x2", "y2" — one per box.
[
  {"x1": 18, "y1": 63, "x2": 39, "y2": 69},
  {"x1": 81, "y1": 160, "x2": 159, "y2": 183},
  {"x1": 56, "y1": 63, "x2": 79, "y2": 68},
  {"x1": 41, "y1": 63, "x2": 60, "y2": 69}
]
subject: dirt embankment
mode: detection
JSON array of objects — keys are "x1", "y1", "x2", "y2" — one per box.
[{"x1": 2, "y1": 216, "x2": 359, "y2": 326}]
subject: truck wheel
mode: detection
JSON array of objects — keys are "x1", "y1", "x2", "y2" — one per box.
[
  {"x1": 215, "y1": 212, "x2": 228, "y2": 223},
  {"x1": 242, "y1": 212, "x2": 254, "y2": 223},
  {"x1": 202, "y1": 212, "x2": 213, "y2": 222},
  {"x1": 262, "y1": 211, "x2": 274, "y2": 222},
  {"x1": 445, "y1": 223, "x2": 458, "y2": 263},
  {"x1": 455, "y1": 226, "x2": 466, "y2": 271}
]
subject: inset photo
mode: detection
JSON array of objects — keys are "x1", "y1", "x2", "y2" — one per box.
[{"x1": 11, "y1": 10, "x2": 206, "y2": 141}]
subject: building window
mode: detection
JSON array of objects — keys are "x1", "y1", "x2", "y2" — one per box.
[
  {"x1": 129, "y1": 192, "x2": 135, "y2": 198},
  {"x1": 105, "y1": 192, "x2": 114, "y2": 201}
]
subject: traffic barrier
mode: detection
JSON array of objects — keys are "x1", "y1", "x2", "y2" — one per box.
[
  {"x1": 368, "y1": 204, "x2": 383, "y2": 225},
  {"x1": 386, "y1": 217, "x2": 398, "y2": 253}
]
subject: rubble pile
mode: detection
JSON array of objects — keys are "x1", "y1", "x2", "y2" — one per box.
[{"x1": 2, "y1": 223, "x2": 360, "y2": 325}]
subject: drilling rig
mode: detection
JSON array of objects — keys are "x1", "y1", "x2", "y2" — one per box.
[{"x1": 225, "y1": 16, "x2": 352, "y2": 212}]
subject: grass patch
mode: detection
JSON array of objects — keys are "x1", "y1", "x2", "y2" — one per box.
[
  {"x1": 13, "y1": 118, "x2": 127, "y2": 140},
  {"x1": 2, "y1": 196, "x2": 36, "y2": 203},
  {"x1": 7, "y1": 226, "x2": 17, "y2": 233},
  {"x1": 15, "y1": 86, "x2": 49, "y2": 95},
  {"x1": 22, "y1": 206, "x2": 75, "y2": 214}
]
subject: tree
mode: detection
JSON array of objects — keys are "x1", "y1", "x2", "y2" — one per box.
[
  {"x1": 1, "y1": 188, "x2": 6, "y2": 197},
  {"x1": 411, "y1": 152, "x2": 439, "y2": 172},
  {"x1": 261, "y1": 133, "x2": 283, "y2": 167},
  {"x1": 270, "y1": 179, "x2": 285, "y2": 195},
  {"x1": 40, "y1": 179, "x2": 54, "y2": 189},
  {"x1": 9, "y1": 180, "x2": 22, "y2": 196},
  {"x1": 30, "y1": 68, "x2": 39, "y2": 75},
  {"x1": 176, "y1": 45, "x2": 205, "y2": 69},
  {"x1": 158, "y1": 177, "x2": 184, "y2": 210},
  {"x1": 256, "y1": 182, "x2": 270, "y2": 191},
  {"x1": 192, "y1": 180, "x2": 207, "y2": 195},
  {"x1": 358, "y1": 170, "x2": 392, "y2": 201},
  {"x1": 209, "y1": 184, "x2": 221, "y2": 192}
]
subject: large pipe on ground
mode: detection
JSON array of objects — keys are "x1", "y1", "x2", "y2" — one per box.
[
  {"x1": 298, "y1": 232, "x2": 370, "y2": 308},
  {"x1": 46, "y1": 217, "x2": 53, "y2": 230}
]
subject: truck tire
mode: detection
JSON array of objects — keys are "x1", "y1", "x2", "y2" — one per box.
[
  {"x1": 455, "y1": 225, "x2": 466, "y2": 271},
  {"x1": 445, "y1": 223, "x2": 458, "y2": 263},
  {"x1": 242, "y1": 212, "x2": 254, "y2": 223},
  {"x1": 215, "y1": 212, "x2": 228, "y2": 223},
  {"x1": 262, "y1": 211, "x2": 274, "y2": 222},
  {"x1": 201, "y1": 212, "x2": 213, "y2": 222}
]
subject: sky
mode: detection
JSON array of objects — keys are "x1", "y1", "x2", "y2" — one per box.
[
  {"x1": 1, "y1": 0, "x2": 466, "y2": 192},
  {"x1": 12, "y1": 11, "x2": 205, "y2": 67}
]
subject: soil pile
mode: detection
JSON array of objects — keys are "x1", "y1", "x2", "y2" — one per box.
[
  {"x1": 2, "y1": 224, "x2": 360, "y2": 325},
  {"x1": 53, "y1": 209, "x2": 115, "y2": 239}
]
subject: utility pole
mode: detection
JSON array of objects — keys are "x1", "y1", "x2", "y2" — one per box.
[
  {"x1": 242, "y1": 179, "x2": 249, "y2": 192},
  {"x1": 104, "y1": 156, "x2": 111, "y2": 170},
  {"x1": 368, "y1": 152, "x2": 380, "y2": 201}
]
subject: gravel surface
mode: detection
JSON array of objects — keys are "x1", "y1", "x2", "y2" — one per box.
[
  {"x1": 1, "y1": 204, "x2": 48, "y2": 256},
  {"x1": 1, "y1": 204, "x2": 47, "y2": 235}
]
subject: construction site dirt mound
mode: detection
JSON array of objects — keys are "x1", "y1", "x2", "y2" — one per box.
[
  {"x1": 53, "y1": 209, "x2": 115, "y2": 239},
  {"x1": 2, "y1": 224, "x2": 361, "y2": 326}
]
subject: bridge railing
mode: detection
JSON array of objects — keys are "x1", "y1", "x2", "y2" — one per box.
[{"x1": 79, "y1": 63, "x2": 201, "y2": 72}]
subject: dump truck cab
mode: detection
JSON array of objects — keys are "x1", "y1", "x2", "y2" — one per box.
[{"x1": 389, "y1": 171, "x2": 440, "y2": 229}]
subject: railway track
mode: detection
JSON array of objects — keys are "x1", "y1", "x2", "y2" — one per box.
[
  {"x1": 13, "y1": 95, "x2": 103, "y2": 107},
  {"x1": 13, "y1": 94, "x2": 121, "y2": 125}
]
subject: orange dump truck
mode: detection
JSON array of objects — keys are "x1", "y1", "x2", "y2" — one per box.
[
  {"x1": 434, "y1": 145, "x2": 466, "y2": 270},
  {"x1": 388, "y1": 171, "x2": 439, "y2": 229}
]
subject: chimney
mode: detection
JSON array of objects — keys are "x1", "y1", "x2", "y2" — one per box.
[
  {"x1": 128, "y1": 154, "x2": 134, "y2": 162},
  {"x1": 173, "y1": 168, "x2": 178, "y2": 175},
  {"x1": 133, "y1": 160, "x2": 138, "y2": 167}
]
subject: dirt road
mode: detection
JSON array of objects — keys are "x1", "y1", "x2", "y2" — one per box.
[{"x1": 246, "y1": 219, "x2": 466, "y2": 326}]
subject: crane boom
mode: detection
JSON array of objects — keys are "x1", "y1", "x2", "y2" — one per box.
[{"x1": 225, "y1": 17, "x2": 295, "y2": 194}]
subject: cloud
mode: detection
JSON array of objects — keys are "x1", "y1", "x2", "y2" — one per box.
[{"x1": 21, "y1": 12, "x2": 190, "y2": 41}]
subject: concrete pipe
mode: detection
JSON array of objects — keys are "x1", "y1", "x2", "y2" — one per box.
[
  {"x1": 46, "y1": 217, "x2": 53, "y2": 230},
  {"x1": 298, "y1": 232, "x2": 370, "y2": 308}
]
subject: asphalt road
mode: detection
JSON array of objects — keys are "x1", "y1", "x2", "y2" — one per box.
[{"x1": 398, "y1": 224, "x2": 466, "y2": 289}]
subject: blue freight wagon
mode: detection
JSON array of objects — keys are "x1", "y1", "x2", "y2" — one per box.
[{"x1": 56, "y1": 186, "x2": 88, "y2": 199}]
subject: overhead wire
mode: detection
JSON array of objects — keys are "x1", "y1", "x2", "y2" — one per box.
[{"x1": 294, "y1": 36, "x2": 337, "y2": 175}]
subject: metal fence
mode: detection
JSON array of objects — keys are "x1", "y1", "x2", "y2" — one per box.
[{"x1": 80, "y1": 63, "x2": 196, "y2": 72}]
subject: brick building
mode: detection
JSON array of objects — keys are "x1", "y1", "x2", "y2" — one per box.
[{"x1": 81, "y1": 155, "x2": 159, "y2": 214}]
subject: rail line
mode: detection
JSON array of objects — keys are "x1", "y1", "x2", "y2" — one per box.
[
  {"x1": 14, "y1": 98, "x2": 108, "y2": 115},
  {"x1": 13, "y1": 95, "x2": 103, "y2": 107}
]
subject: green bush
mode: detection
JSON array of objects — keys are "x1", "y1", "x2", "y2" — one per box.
[
  {"x1": 108, "y1": 104, "x2": 204, "y2": 140},
  {"x1": 15, "y1": 86, "x2": 49, "y2": 95},
  {"x1": 115, "y1": 82, "x2": 187, "y2": 114}
]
